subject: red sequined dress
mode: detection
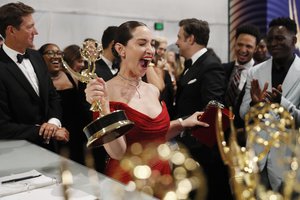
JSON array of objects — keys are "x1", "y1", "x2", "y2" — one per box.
[{"x1": 103, "y1": 101, "x2": 171, "y2": 184}]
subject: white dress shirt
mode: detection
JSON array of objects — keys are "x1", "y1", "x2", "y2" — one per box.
[
  {"x1": 3, "y1": 43, "x2": 39, "y2": 96},
  {"x1": 235, "y1": 59, "x2": 255, "y2": 91},
  {"x1": 102, "y1": 55, "x2": 118, "y2": 75},
  {"x1": 184, "y1": 48, "x2": 208, "y2": 75}
]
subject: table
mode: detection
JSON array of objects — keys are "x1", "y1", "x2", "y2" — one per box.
[{"x1": 0, "y1": 140, "x2": 157, "y2": 200}]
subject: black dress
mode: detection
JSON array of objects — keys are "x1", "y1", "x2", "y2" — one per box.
[{"x1": 56, "y1": 72, "x2": 89, "y2": 165}]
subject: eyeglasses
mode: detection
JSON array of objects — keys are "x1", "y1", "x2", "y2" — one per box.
[{"x1": 43, "y1": 50, "x2": 64, "y2": 58}]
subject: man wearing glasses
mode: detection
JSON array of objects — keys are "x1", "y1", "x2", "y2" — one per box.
[{"x1": 0, "y1": 2, "x2": 69, "y2": 150}]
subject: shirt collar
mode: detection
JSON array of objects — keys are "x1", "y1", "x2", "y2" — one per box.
[
  {"x1": 190, "y1": 48, "x2": 207, "y2": 65},
  {"x1": 235, "y1": 58, "x2": 255, "y2": 69},
  {"x1": 2, "y1": 43, "x2": 22, "y2": 64},
  {"x1": 101, "y1": 55, "x2": 113, "y2": 69}
]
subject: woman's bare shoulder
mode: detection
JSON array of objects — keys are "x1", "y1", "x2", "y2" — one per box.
[{"x1": 143, "y1": 81, "x2": 160, "y2": 97}]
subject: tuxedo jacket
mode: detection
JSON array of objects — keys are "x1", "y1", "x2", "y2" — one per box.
[
  {"x1": 0, "y1": 47, "x2": 61, "y2": 143},
  {"x1": 175, "y1": 52, "x2": 232, "y2": 200},
  {"x1": 95, "y1": 59, "x2": 115, "y2": 81},
  {"x1": 240, "y1": 55, "x2": 300, "y2": 190},
  {"x1": 223, "y1": 61, "x2": 235, "y2": 85},
  {"x1": 175, "y1": 51, "x2": 225, "y2": 117}
]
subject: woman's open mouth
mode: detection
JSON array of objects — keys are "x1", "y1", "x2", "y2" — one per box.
[{"x1": 140, "y1": 57, "x2": 152, "y2": 68}]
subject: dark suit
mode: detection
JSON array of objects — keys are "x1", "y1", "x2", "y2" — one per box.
[
  {"x1": 175, "y1": 51, "x2": 225, "y2": 117},
  {"x1": 94, "y1": 59, "x2": 115, "y2": 80},
  {"x1": 0, "y1": 47, "x2": 61, "y2": 147},
  {"x1": 223, "y1": 61, "x2": 246, "y2": 129},
  {"x1": 78, "y1": 58, "x2": 116, "y2": 173},
  {"x1": 175, "y1": 50, "x2": 232, "y2": 200},
  {"x1": 223, "y1": 61, "x2": 235, "y2": 85}
]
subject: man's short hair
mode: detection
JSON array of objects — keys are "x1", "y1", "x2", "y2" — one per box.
[
  {"x1": 179, "y1": 18, "x2": 210, "y2": 46},
  {"x1": 101, "y1": 26, "x2": 118, "y2": 49},
  {"x1": 0, "y1": 2, "x2": 34, "y2": 38},
  {"x1": 235, "y1": 24, "x2": 261, "y2": 45},
  {"x1": 269, "y1": 17, "x2": 297, "y2": 35}
]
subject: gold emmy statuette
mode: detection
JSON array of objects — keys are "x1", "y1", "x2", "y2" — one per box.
[
  {"x1": 216, "y1": 107, "x2": 259, "y2": 200},
  {"x1": 245, "y1": 102, "x2": 298, "y2": 199},
  {"x1": 61, "y1": 39, "x2": 134, "y2": 148},
  {"x1": 216, "y1": 102, "x2": 299, "y2": 200}
]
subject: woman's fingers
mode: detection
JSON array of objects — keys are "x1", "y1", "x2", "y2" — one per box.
[{"x1": 85, "y1": 78, "x2": 107, "y2": 104}]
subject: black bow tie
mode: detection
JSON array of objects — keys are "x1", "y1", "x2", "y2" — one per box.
[
  {"x1": 184, "y1": 59, "x2": 192, "y2": 69},
  {"x1": 112, "y1": 60, "x2": 119, "y2": 70},
  {"x1": 16, "y1": 52, "x2": 29, "y2": 63}
]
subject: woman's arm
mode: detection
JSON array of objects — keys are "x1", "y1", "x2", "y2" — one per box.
[
  {"x1": 85, "y1": 77, "x2": 127, "y2": 160},
  {"x1": 165, "y1": 112, "x2": 209, "y2": 140},
  {"x1": 104, "y1": 136, "x2": 127, "y2": 160},
  {"x1": 146, "y1": 65, "x2": 165, "y2": 92}
]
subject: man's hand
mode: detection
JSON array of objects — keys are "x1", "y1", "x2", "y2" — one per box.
[
  {"x1": 265, "y1": 85, "x2": 282, "y2": 103},
  {"x1": 250, "y1": 79, "x2": 269, "y2": 104},
  {"x1": 39, "y1": 123, "x2": 59, "y2": 141}
]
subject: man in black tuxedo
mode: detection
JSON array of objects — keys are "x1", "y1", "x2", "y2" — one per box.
[
  {"x1": 0, "y1": 35, "x2": 3, "y2": 46},
  {"x1": 95, "y1": 26, "x2": 119, "y2": 80},
  {"x1": 174, "y1": 18, "x2": 231, "y2": 200},
  {"x1": 0, "y1": 2, "x2": 69, "y2": 149}
]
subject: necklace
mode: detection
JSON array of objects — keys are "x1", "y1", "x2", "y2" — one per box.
[
  {"x1": 118, "y1": 73, "x2": 141, "y2": 98},
  {"x1": 51, "y1": 71, "x2": 63, "y2": 81}
]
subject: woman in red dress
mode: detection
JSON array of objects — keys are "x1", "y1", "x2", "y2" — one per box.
[{"x1": 85, "y1": 21, "x2": 209, "y2": 184}]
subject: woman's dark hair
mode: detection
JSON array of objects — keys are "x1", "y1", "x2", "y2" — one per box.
[
  {"x1": 112, "y1": 21, "x2": 147, "y2": 63},
  {"x1": 63, "y1": 44, "x2": 82, "y2": 67},
  {"x1": 38, "y1": 43, "x2": 56, "y2": 55}
]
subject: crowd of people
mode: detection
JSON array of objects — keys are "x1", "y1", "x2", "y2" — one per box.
[{"x1": 1, "y1": 2, "x2": 300, "y2": 200}]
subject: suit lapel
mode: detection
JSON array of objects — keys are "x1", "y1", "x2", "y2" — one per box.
[
  {"x1": 0, "y1": 48, "x2": 40, "y2": 100},
  {"x1": 257, "y1": 59, "x2": 272, "y2": 91},
  {"x1": 282, "y1": 56, "x2": 300, "y2": 97},
  {"x1": 28, "y1": 52, "x2": 46, "y2": 99},
  {"x1": 181, "y1": 52, "x2": 207, "y2": 85},
  {"x1": 95, "y1": 59, "x2": 114, "y2": 81}
]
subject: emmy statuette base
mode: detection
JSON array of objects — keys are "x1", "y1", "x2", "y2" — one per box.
[{"x1": 83, "y1": 110, "x2": 134, "y2": 148}]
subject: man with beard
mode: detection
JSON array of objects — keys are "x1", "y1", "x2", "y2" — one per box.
[{"x1": 223, "y1": 24, "x2": 260, "y2": 129}]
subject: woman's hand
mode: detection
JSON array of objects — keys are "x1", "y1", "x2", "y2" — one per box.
[
  {"x1": 181, "y1": 111, "x2": 209, "y2": 128},
  {"x1": 85, "y1": 77, "x2": 107, "y2": 104},
  {"x1": 85, "y1": 77, "x2": 110, "y2": 114},
  {"x1": 53, "y1": 127, "x2": 69, "y2": 142}
]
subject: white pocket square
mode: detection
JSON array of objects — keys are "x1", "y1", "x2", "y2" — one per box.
[{"x1": 187, "y1": 79, "x2": 197, "y2": 84}]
